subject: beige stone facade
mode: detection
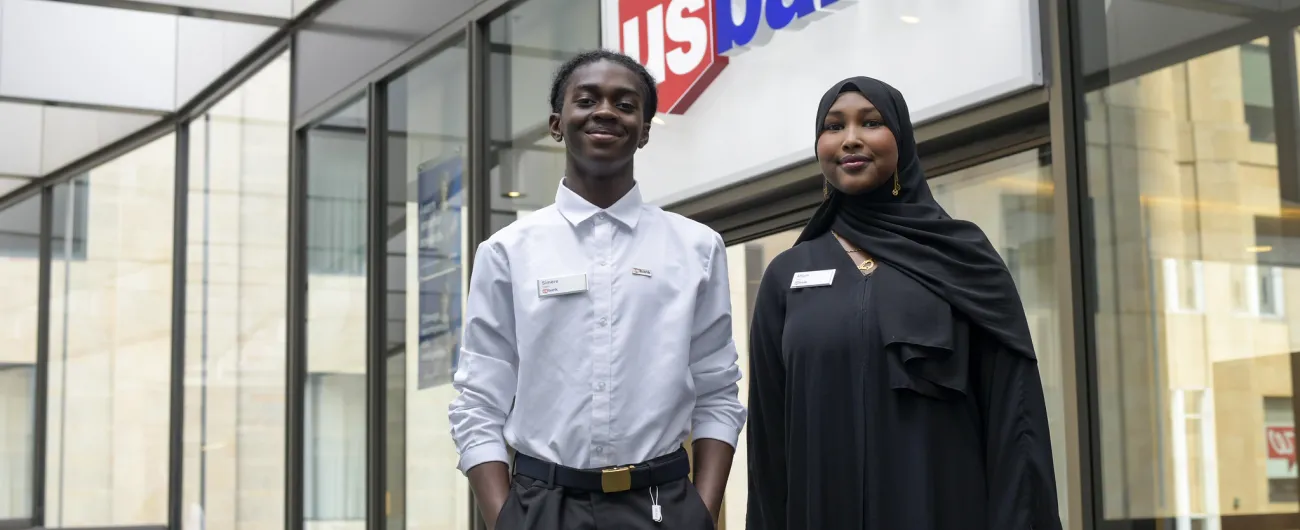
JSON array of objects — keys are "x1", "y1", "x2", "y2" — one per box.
[{"x1": 1087, "y1": 36, "x2": 1300, "y2": 521}]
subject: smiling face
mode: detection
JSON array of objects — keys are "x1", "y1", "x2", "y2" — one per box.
[
  {"x1": 816, "y1": 91, "x2": 899, "y2": 196},
  {"x1": 548, "y1": 59, "x2": 650, "y2": 179}
]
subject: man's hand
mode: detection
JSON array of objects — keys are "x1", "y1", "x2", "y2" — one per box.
[
  {"x1": 691, "y1": 438, "x2": 735, "y2": 523},
  {"x1": 468, "y1": 461, "x2": 511, "y2": 530}
]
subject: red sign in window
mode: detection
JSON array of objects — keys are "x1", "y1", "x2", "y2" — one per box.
[{"x1": 1267, "y1": 426, "x2": 1295, "y2": 469}]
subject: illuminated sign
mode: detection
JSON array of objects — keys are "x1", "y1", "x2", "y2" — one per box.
[{"x1": 618, "y1": 0, "x2": 853, "y2": 114}]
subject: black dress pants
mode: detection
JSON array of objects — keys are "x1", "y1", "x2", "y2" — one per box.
[{"x1": 495, "y1": 474, "x2": 715, "y2": 530}]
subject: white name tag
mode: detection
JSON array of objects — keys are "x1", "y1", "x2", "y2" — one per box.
[
  {"x1": 790, "y1": 269, "x2": 836, "y2": 289},
  {"x1": 537, "y1": 273, "x2": 588, "y2": 298}
]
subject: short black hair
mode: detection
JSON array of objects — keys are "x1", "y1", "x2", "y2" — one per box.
[{"x1": 549, "y1": 49, "x2": 659, "y2": 122}]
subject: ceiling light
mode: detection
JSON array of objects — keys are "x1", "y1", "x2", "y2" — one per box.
[
  {"x1": 503, "y1": 191, "x2": 524, "y2": 199},
  {"x1": 1247, "y1": 245, "x2": 1273, "y2": 253},
  {"x1": 900, "y1": 15, "x2": 921, "y2": 24}
]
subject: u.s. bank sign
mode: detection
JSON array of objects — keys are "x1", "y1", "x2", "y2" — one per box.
[{"x1": 617, "y1": 0, "x2": 856, "y2": 115}]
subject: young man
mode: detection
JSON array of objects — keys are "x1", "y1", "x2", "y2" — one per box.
[{"x1": 448, "y1": 50, "x2": 746, "y2": 530}]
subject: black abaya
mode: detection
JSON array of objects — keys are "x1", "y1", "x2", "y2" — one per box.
[{"x1": 745, "y1": 232, "x2": 1060, "y2": 530}]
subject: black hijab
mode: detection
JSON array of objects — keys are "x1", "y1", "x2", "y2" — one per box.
[{"x1": 796, "y1": 76, "x2": 1036, "y2": 361}]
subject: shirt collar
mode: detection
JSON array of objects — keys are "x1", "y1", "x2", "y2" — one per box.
[{"x1": 554, "y1": 178, "x2": 644, "y2": 229}]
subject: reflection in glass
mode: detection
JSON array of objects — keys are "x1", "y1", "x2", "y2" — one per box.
[
  {"x1": 721, "y1": 229, "x2": 798, "y2": 529},
  {"x1": 46, "y1": 134, "x2": 177, "y2": 527},
  {"x1": 304, "y1": 96, "x2": 368, "y2": 529},
  {"x1": 1082, "y1": 22, "x2": 1300, "y2": 525},
  {"x1": 721, "y1": 148, "x2": 1065, "y2": 526},
  {"x1": 928, "y1": 147, "x2": 1067, "y2": 521},
  {"x1": 181, "y1": 53, "x2": 290, "y2": 530},
  {"x1": 385, "y1": 40, "x2": 471, "y2": 530},
  {"x1": 0, "y1": 195, "x2": 42, "y2": 519},
  {"x1": 486, "y1": 0, "x2": 601, "y2": 233}
]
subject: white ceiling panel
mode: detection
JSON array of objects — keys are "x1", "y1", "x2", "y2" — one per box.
[
  {"x1": 40, "y1": 107, "x2": 160, "y2": 173},
  {"x1": 175, "y1": 17, "x2": 278, "y2": 105},
  {"x1": 0, "y1": 177, "x2": 31, "y2": 195},
  {"x1": 0, "y1": 0, "x2": 280, "y2": 114},
  {"x1": 140, "y1": 0, "x2": 291, "y2": 18},
  {"x1": 0, "y1": 102, "x2": 43, "y2": 176},
  {"x1": 0, "y1": 0, "x2": 178, "y2": 111}
]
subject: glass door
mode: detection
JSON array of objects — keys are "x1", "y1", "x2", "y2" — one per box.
[{"x1": 1075, "y1": 0, "x2": 1300, "y2": 526}]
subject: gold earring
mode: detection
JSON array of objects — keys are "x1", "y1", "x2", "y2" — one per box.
[
  {"x1": 823, "y1": 181, "x2": 829, "y2": 199},
  {"x1": 891, "y1": 171, "x2": 901, "y2": 196}
]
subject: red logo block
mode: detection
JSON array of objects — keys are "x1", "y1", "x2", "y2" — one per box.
[{"x1": 617, "y1": 0, "x2": 727, "y2": 115}]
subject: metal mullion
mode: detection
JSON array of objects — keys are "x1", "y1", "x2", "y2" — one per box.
[
  {"x1": 166, "y1": 121, "x2": 191, "y2": 530},
  {"x1": 32, "y1": 185, "x2": 53, "y2": 527},
  {"x1": 466, "y1": 19, "x2": 490, "y2": 277},
  {"x1": 1270, "y1": 29, "x2": 1300, "y2": 500},
  {"x1": 1270, "y1": 27, "x2": 1299, "y2": 203},
  {"x1": 464, "y1": 16, "x2": 490, "y2": 530},
  {"x1": 1053, "y1": 0, "x2": 1103, "y2": 528},
  {"x1": 365, "y1": 81, "x2": 388, "y2": 530},
  {"x1": 286, "y1": 30, "x2": 308, "y2": 530}
]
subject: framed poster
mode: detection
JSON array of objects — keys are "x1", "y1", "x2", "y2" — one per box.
[{"x1": 416, "y1": 155, "x2": 463, "y2": 391}]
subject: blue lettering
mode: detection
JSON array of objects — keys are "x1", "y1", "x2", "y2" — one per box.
[
  {"x1": 714, "y1": 0, "x2": 763, "y2": 55},
  {"x1": 714, "y1": 0, "x2": 840, "y2": 56},
  {"x1": 764, "y1": 0, "x2": 816, "y2": 31}
]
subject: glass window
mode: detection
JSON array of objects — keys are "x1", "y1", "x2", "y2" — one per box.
[
  {"x1": 1240, "y1": 42, "x2": 1276, "y2": 143},
  {"x1": 0, "y1": 181, "x2": 88, "y2": 260},
  {"x1": 1256, "y1": 266, "x2": 1285, "y2": 319},
  {"x1": 1080, "y1": 5, "x2": 1300, "y2": 523},
  {"x1": 304, "y1": 96, "x2": 368, "y2": 527},
  {"x1": 180, "y1": 52, "x2": 290, "y2": 530},
  {"x1": 307, "y1": 100, "x2": 369, "y2": 276},
  {"x1": 486, "y1": 0, "x2": 602, "y2": 232},
  {"x1": 1263, "y1": 396, "x2": 1296, "y2": 503},
  {"x1": 385, "y1": 39, "x2": 471, "y2": 530},
  {"x1": 1163, "y1": 258, "x2": 1206, "y2": 313},
  {"x1": 721, "y1": 147, "x2": 1069, "y2": 525},
  {"x1": 45, "y1": 134, "x2": 176, "y2": 527},
  {"x1": 0, "y1": 194, "x2": 41, "y2": 520},
  {"x1": 928, "y1": 147, "x2": 1069, "y2": 522}
]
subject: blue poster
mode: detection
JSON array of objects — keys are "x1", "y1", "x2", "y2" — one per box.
[{"x1": 416, "y1": 155, "x2": 463, "y2": 391}]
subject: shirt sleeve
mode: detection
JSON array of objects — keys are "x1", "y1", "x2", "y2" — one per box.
[
  {"x1": 448, "y1": 241, "x2": 518, "y2": 475},
  {"x1": 687, "y1": 233, "x2": 747, "y2": 448},
  {"x1": 745, "y1": 262, "x2": 787, "y2": 530},
  {"x1": 979, "y1": 337, "x2": 1063, "y2": 530}
]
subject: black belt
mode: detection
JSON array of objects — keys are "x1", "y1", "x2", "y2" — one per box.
[{"x1": 513, "y1": 446, "x2": 690, "y2": 493}]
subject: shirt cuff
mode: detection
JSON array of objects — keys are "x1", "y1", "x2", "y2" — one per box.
[
  {"x1": 693, "y1": 421, "x2": 742, "y2": 449},
  {"x1": 457, "y1": 442, "x2": 511, "y2": 475}
]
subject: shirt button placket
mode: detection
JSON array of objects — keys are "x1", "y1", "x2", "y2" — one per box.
[{"x1": 592, "y1": 215, "x2": 614, "y2": 466}]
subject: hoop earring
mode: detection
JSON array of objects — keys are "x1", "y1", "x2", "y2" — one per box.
[{"x1": 891, "y1": 171, "x2": 901, "y2": 196}]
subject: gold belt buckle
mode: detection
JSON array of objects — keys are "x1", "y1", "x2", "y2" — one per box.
[{"x1": 600, "y1": 465, "x2": 634, "y2": 493}]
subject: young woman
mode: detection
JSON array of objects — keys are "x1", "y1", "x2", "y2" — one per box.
[{"x1": 746, "y1": 77, "x2": 1062, "y2": 530}]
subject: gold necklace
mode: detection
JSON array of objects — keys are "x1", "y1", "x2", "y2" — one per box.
[
  {"x1": 846, "y1": 249, "x2": 877, "y2": 273},
  {"x1": 834, "y1": 232, "x2": 877, "y2": 273}
]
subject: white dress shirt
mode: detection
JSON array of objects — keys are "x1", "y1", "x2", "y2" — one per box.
[{"x1": 448, "y1": 180, "x2": 747, "y2": 473}]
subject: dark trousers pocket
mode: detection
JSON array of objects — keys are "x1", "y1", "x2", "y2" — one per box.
[
  {"x1": 684, "y1": 481, "x2": 717, "y2": 530},
  {"x1": 495, "y1": 491, "x2": 522, "y2": 530}
]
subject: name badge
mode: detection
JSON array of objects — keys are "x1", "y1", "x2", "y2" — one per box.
[
  {"x1": 537, "y1": 273, "x2": 588, "y2": 298},
  {"x1": 790, "y1": 269, "x2": 836, "y2": 289}
]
